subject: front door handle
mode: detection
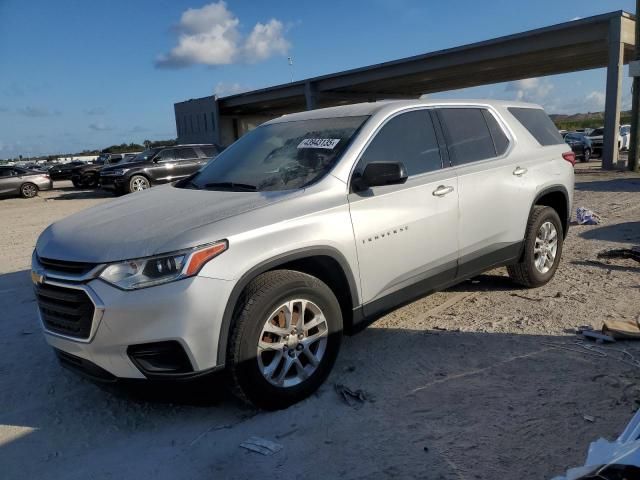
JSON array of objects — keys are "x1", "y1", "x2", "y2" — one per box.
[
  {"x1": 432, "y1": 185, "x2": 454, "y2": 197},
  {"x1": 513, "y1": 166, "x2": 528, "y2": 176}
]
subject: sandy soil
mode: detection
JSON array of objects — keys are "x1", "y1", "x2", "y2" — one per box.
[{"x1": 0, "y1": 165, "x2": 639, "y2": 479}]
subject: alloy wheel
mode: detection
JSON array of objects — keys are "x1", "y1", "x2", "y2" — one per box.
[
  {"x1": 257, "y1": 299, "x2": 329, "y2": 388},
  {"x1": 131, "y1": 177, "x2": 149, "y2": 191},
  {"x1": 22, "y1": 184, "x2": 37, "y2": 198},
  {"x1": 534, "y1": 221, "x2": 558, "y2": 274}
]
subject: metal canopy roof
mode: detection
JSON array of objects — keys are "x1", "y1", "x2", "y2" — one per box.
[{"x1": 212, "y1": 11, "x2": 635, "y2": 116}]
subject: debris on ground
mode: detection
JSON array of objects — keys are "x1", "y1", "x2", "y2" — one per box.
[
  {"x1": 576, "y1": 207, "x2": 601, "y2": 225},
  {"x1": 597, "y1": 247, "x2": 640, "y2": 263},
  {"x1": 583, "y1": 414, "x2": 595, "y2": 423},
  {"x1": 581, "y1": 329, "x2": 616, "y2": 344},
  {"x1": 575, "y1": 325, "x2": 616, "y2": 343},
  {"x1": 335, "y1": 383, "x2": 368, "y2": 409},
  {"x1": 509, "y1": 293, "x2": 543, "y2": 302},
  {"x1": 553, "y1": 408, "x2": 640, "y2": 479},
  {"x1": 239, "y1": 436, "x2": 283, "y2": 456},
  {"x1": 602, "y1": 317, "x2": 640, "y2": 340}
]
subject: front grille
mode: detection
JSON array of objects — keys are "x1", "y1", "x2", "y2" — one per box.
[
  {"x1": 38, "y1": 256, "x2": 97, "y2": 276},
  {"x1": 36, "y1": 284, "x2": 95, "y2": 339}
]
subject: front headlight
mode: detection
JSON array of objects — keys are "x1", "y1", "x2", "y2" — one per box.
[{"x1": 99, "y1": 241, "x2": 228, "y2": 290}]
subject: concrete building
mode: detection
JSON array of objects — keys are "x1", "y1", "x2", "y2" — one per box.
[{"x1": 174, "y1": 10, "x2": 636, "y2": 169}]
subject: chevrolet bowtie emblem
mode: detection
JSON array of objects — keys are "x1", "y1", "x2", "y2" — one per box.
[{"x1": 31, "y1": 270, "x2": 45, "y2": 285}]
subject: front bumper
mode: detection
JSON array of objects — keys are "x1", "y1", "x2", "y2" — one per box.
[
  {"x1": 99, "y1": 175, "x2": 127, "y2": 190},
  {"x1": 38, "y1": 275, "x2": 234, "y2": 379}
]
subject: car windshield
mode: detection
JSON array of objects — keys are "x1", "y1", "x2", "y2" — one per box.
[
  {"x1": 590, "y1": 128, "x2": 604, "y2": 136},
  {"x1": 180, "y1": 116, "x2": 368, "y2": 192},
  {"x1": 565, "y1": 134, "x2": 582, "y2": 141}
]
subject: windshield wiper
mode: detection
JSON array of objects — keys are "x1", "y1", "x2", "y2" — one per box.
[{"x1": 203, "y1": 182, "x2": 258, "y2": 191}]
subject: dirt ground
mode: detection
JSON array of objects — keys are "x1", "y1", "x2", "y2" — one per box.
[{"x1": 0, "y1": 163, "x2": 639, "y2": 480}]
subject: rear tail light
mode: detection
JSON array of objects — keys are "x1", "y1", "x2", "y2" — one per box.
[{"x1": 562, "y1": 151, "x2": 576, "y2": 166}]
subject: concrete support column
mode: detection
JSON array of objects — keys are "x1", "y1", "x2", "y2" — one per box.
[
  {"x1": 212, "y1": 95, "x2": 221, "y2": 145},
  {"x1": 603, "y1": 17, "x2": 624, "y2": 170},
  {"x1": 305, "y1": 82, "x2": 318, "y2": 110}
]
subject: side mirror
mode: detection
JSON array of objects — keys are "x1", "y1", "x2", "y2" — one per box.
[{"x1": 352, "y1": 162, "x2": 408, "y2": 191}]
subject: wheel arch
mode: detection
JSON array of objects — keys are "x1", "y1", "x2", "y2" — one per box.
[
  {"x1": 531, "y1": 185, "x2": 570, "y2": 239},
  {"x1": 20, "y1": 181, "x2": 38, "y2": 197},
  {"x1": 216, "y1": 247, "x2": 360, "y2": 366}
]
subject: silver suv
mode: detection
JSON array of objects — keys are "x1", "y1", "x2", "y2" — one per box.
[{"x1": 32, "y1": 100, "x2": 575, "y2": 409}]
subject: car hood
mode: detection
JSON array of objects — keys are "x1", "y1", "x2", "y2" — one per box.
[{"x1": 36, "y1": 185, "x2": 299, "y2": 263}]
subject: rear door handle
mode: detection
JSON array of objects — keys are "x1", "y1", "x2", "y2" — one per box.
[
  {"x1": 513, "y1": 166, "x2": 528, "y2": 176},
  {"x1": 432, "y1": 185, "x2": 454, "y2": 197}
]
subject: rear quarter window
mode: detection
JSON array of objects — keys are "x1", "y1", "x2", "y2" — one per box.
[{"x1": 508, "y1": 107, "x2": 564, "y2": 146}]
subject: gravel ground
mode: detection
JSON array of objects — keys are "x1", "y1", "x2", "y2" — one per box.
[{"x1": 0, "y1": 164, "x2": 639, "y2": 479}]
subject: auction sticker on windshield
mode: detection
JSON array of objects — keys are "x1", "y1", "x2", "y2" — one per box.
[{"x1": 297, "y1": 138, "x2": 340, "y2": 149}]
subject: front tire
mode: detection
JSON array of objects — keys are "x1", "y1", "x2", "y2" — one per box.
[
  {"x1": 128, "y1": 175, "x2": 150, "y2": 193},
  {"x1": 227, "y1": 270, "x2": 343, "y2": 410},
  {"x1": 508, "y1": 206, "x2": 563, "y2": 288},
  {"x1": 20, "y1": 182, "x2": 38, "y2": 198}
]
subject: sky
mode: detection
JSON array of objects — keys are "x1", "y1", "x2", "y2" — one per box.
[{"x1": 0, "y1": 0, "x2": 636, "y2": 159}]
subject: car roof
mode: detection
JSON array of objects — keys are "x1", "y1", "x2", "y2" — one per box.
[{"x1": 265, "y1": 99, "x2": 543, "y2": 125}]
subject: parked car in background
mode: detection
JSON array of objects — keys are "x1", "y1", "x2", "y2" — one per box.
[
  {"x1": 620, "y1": 124, "x2": 631, "y2": 150},
  {"x1": 99, "y1": 144, "x2": 221, "y2": 194},
  {"x1": 48, "y1": 161, "x2": 86, "y2": 181},
  {"x1": 586, "y1": 126, "x2": 627, "y2": 156},
  {"x1": 71, "y1": 153, "x2": 127, "y2": 188},
  {"x1": 34, "y1": 100, "x2": 574, "y2": 409},
  {"x1": 0, "y1": 166, "x2": 52, "y2": 198},
  {"x1": 563, "y1": 132, "x2": 592, "y2": 162}
]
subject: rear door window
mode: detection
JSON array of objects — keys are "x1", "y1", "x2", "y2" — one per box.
[
  {"x1": 508, "y1": 107, "x2": 564, "y2": 146},
  {"x1": 437, "y1": 108, "x2": 497, "y2": 165},
  {"x1": 176, "y1": 147, "x2": 198, "y2": 160},
  {"x1": 357, "y1": 109, "x2": 442, "y2": 177}
]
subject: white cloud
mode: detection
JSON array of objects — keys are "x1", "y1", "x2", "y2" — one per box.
[
  {"x1": 505, "y1": 78, "x2": 553, "y2": 103},
  {"x1": 243, "y1": 19, "x2": 290, "y2": 63},
  {"x1": 84, "y1": 107, "x2": 107, "y2": 116},
  {"x1": 213, "y1": 81, "x2": 251, "y2": 96},
  {"x1": 584, "y1": 91, "x2": 605, "y2": 110},
  {"x1": 156, "y1": 2, "x2": 290, "y2": 68},
  {"x1": 88, "y1": 123, "x2": 113, "y2": 132},
  {"x1": 17, "y1": 106, "x2": 60, "y2": 118}
]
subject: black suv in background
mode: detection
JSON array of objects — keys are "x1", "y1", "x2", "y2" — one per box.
[
  {"x1": 562, "y1": 132, "x2": 592, "y2": 162},
  {"x1": 71, "y1": 153, "x2": 131, "y2": 188},
  {"x1": 100, "y1": 144, "x2": 221, "y2": 194}
]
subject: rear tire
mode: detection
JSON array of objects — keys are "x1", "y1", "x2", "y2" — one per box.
[
  {"x1": 508, "y1": 206, "x2": 563, "y2": 288},
  {"x1": 581, "y1": 148, "x2": 591, "y2": 162},
  {"x1": 227, "y1": 270, "x2": 342, "y2": 410},
  {"x1": 20, "y1": 182, "x2": 38, "y2": 198}
]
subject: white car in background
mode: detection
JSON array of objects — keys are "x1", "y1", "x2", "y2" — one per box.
[
  {"x1": 586, "y1": 125, "x2": 629, "y2": 155},
  {"x1": 619, "y1": 124, "x2": 631, "y2": 150}
]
